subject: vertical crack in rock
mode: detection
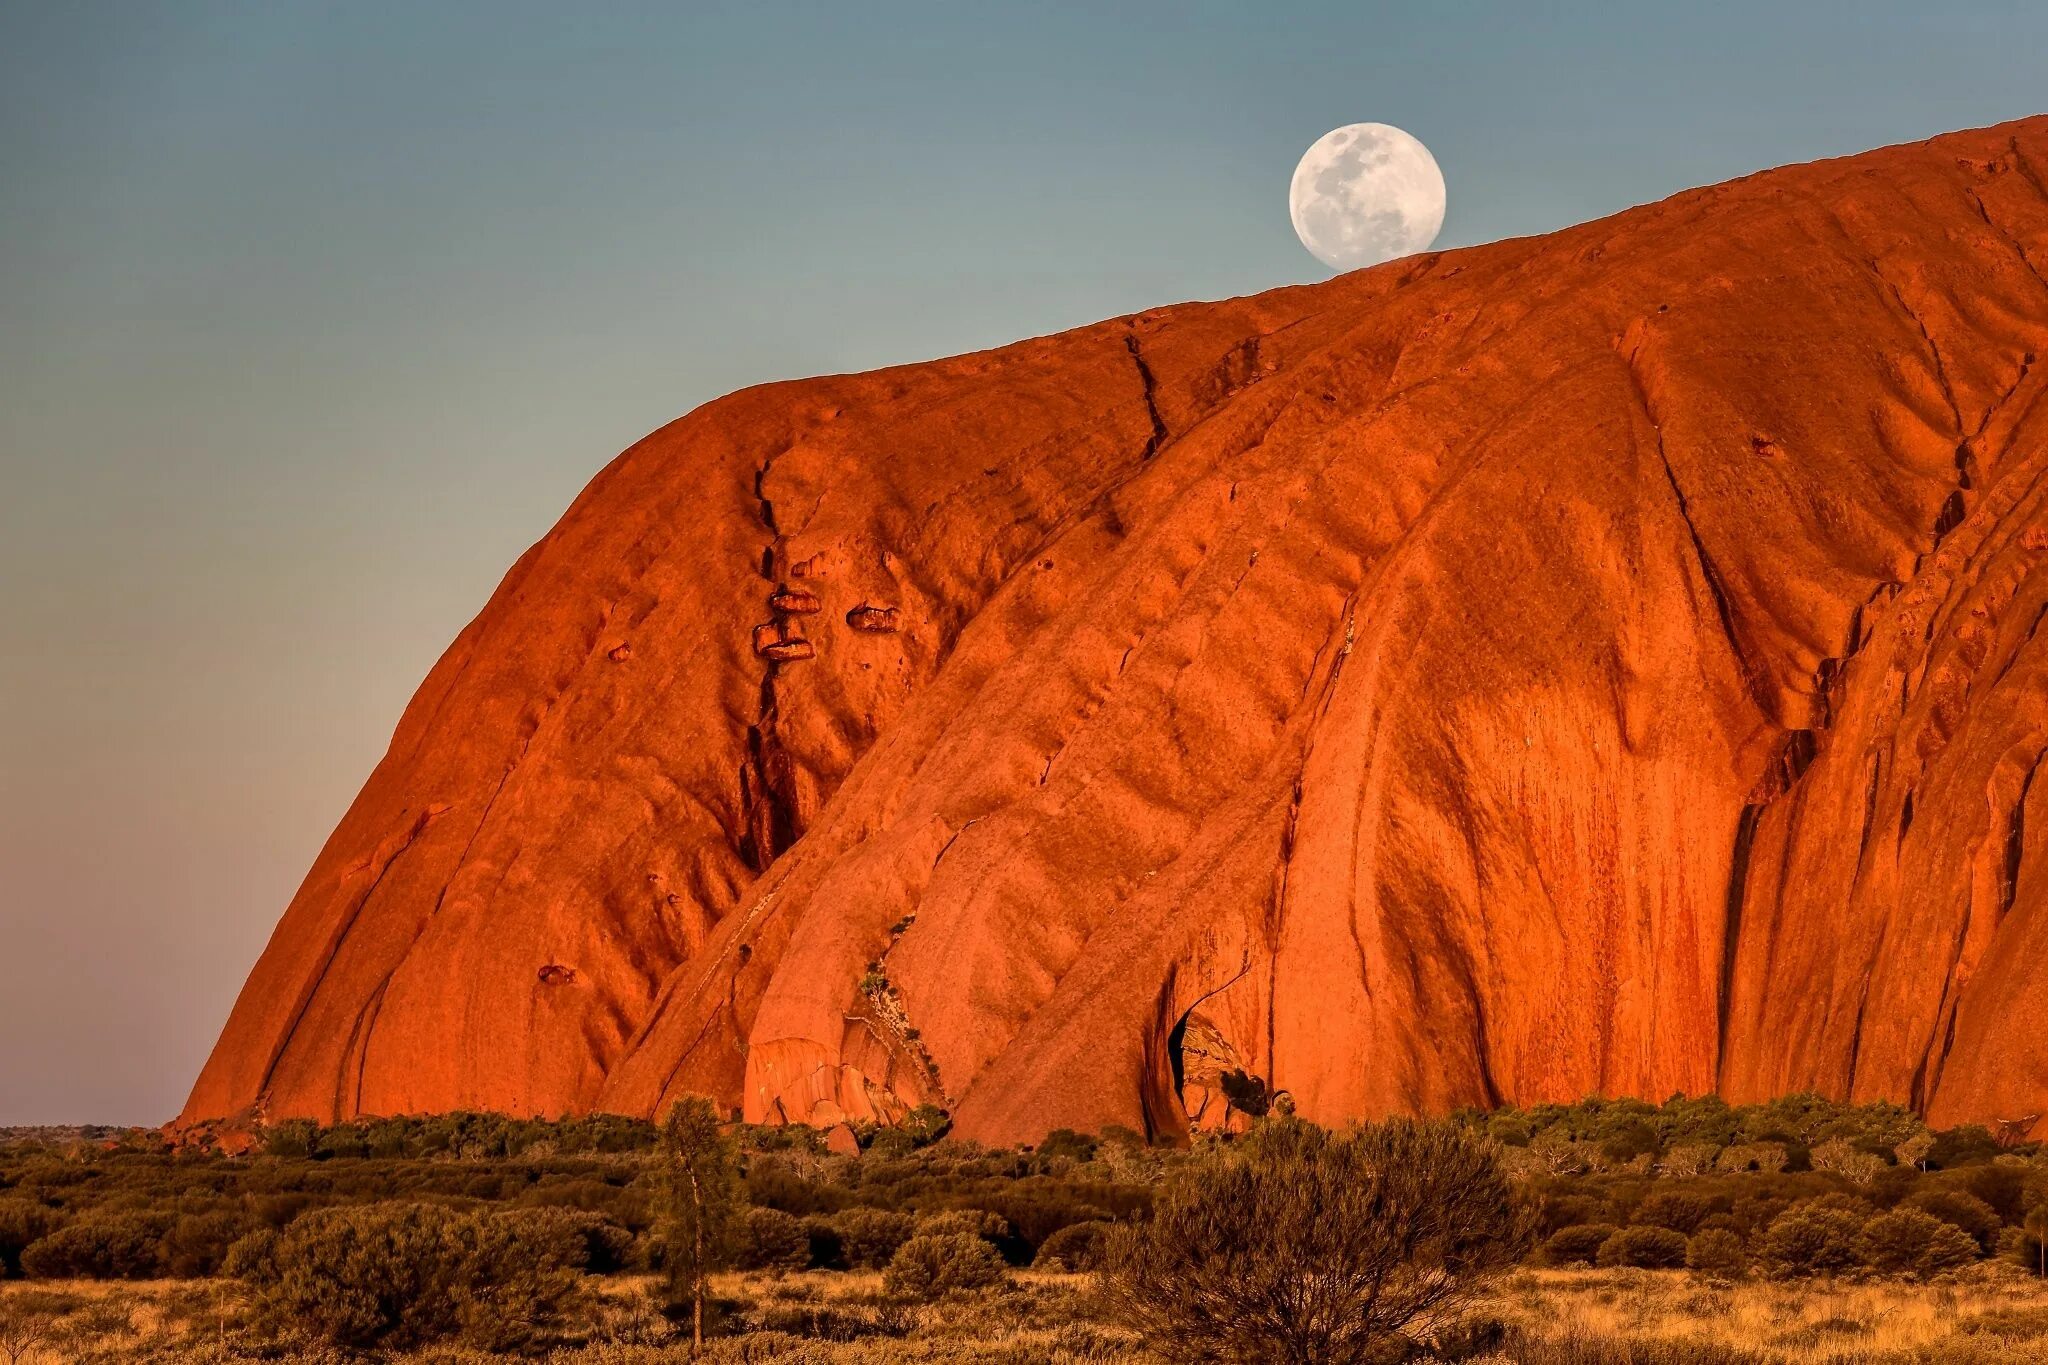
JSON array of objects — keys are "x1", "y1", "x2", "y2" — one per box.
[
  {"x1": 2003, "y1": 753, "x2": 2045, "y2": 922},
  {"x1": 253, "y1": 806, "x2": 441, "y2": 1102},
  {"x1": 1716, "y1": 803, "x2": 1763, "y2": 1079},
  {"x1": 1620, "y1": 342, "x2": 1762, "y2": 712},
  {"x1": 1124, "y1": 327, "x2": 1168, "y2": 460},
  {"x1": 740, "y1": 451, "x2": 806, "y2": 872}
]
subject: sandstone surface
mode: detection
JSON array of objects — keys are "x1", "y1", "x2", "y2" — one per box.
[{"x1": 185, "y1": 118, "x2": 2048, "y2": 1143}]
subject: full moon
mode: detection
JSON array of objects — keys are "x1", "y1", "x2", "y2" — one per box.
[{"x1": 1289, "y1": 123, "x2": 1446, "y2": 271}]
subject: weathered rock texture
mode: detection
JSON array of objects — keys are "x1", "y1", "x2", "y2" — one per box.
[{"x1": 185, "y1": 119, "x2": 2048, "y2": 1143}]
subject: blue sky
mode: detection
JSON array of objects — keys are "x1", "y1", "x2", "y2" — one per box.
[{"x1": 2, "y1": 0, "x2": 2044, "y2": 1122}]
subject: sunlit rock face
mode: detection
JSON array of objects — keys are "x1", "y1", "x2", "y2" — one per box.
[{"x1": 185, "y1": 118, "x2": 2048, "y2": 1145}]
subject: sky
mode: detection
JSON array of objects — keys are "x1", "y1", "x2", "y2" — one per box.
[{"x1": 2, "y1": 1, "x2": 2044, "y2": 1125}]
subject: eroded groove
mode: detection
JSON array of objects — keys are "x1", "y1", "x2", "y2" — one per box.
[
  {"x1": 1620, "y1": 344, "x2": 1760, "y2": 712},
  {"x1": 740, "y1": 448, "x2": 806, "y2": 872},
  {"x1": 1716, "y1": 803, "x2": 1763, "y2": 1068},
  {"x1": 254, "y1": 806, "x2": 442, "y2": 1102},
  {"x1": 1124, "y1": 328, "x2": 1169, "y2": 460}
]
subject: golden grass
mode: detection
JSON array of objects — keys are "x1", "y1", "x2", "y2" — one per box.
[
  {"x1": 1485, "y1": 1267, "x2": 2048, "y2": 1363},
  {"x1": 3, "y1": 1267, "x2": 2046, "y2": 1362}
]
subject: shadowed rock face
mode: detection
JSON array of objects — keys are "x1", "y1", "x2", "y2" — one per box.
[{"x1": 185, "y1": 118, "x2": 2048, "y2": 1144}]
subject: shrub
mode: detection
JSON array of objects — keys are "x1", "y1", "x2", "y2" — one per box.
[
  {"x1": 161, "y1": 1210, "x2": 247, "y2": 1277},
  {"x1": 1810, "y1": 1138, "x2": 1887, "y2": 1185},
  {"x1": 918, "y1": 1208, "x2": 1009, "y2": 1242},
  {"x1": 1036, "y1": 1129, "x2": 1097, "y2": 1164},
  {"x1": 1034, "y1": 1220, "x2": 1109, "y2": 1272},
  {"x1": 1596, "y1": 1225, "x2": 1689, "y2": 1269},
  {"x1": 1860, "y1": 1207, "x2": 1978, "y2": 1279},
  {"x1": 882, "y1": 1232, "x2": 1006, "y2": 1299},
  {"x1": 494, "y1": 1206, "x2": 632, "y2": 1273},
  {"x1": 0, "y1": 1202, "x2": 55, "y2": 1277},
  {"x1": 799, "y1": 1215, "x2": 843, "y2": 1270},
  {"x1": 1756, "y1": 1203, "x2": 1867, "y2": 1278},
  {"x1": 1903, "y1": 1188, "x2": 2001, "y2": 1253},
  {"x1": 1542, "y1": 1224, "x2": 1619, "y2": 1267},
  {"x1": 833, "y1": 1208, "x2": 917, "y2": 1268},
  {"x1": 1716, "y1": 1142, "x2": 1789, "y2": 1174},
  {"x1": 239, "y1": 1202, "x2": 582, "y2": 1350},
  {"x1": 1540, "y1": 1195, "x2": 1611, "y2": 1235},
  {"x1": 1686, "y1": 1228, "x2": 1748, "y2": 1278},
  {"x1": 19, "y1": 1212, "x2": 168, "y2": 1279},
  {"x1": 1633, "y1": 1192, "x2": 1715, "y2": 1235},
  {"x1": 736, "y1": 1207, "x2": 811, "y2": 1273},
  {"x1": 1101, "y1": 1117, "x2": 1530, "y2": 1365}
]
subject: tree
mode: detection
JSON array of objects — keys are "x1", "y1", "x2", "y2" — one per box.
[
  {"x1": 1101, "y1": 1117, "x2": 1531, "y2": 1364},
  {"x1": 657, "y1": 1095, "x2": 743, "y2": 1351}
]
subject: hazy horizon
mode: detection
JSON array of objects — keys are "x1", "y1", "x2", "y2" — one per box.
[{"x1": 4, "y1": 1, "x2": 2046, "y2": 1124}]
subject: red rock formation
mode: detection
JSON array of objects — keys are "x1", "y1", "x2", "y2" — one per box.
[{"x1": 184, "y1": 118, "x2": 2048, "y2": 1144}]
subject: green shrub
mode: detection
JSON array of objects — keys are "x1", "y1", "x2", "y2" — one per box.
[
  {"x1": 19, "y1": 1212, "x2": 168, "y2": 1279},
  {"x1": 0, "y1": 1201, "x2": 56, "y2": 1277},
  {"x1": 1860, "y1": 1207, "x2": 1978, "y2": 1279},
  {"x1": 918, "y1": 1208, "x2": 1009, "y2": 1242},
  {"x1": 1034, "y1": 1220, "x2": 1109, "y2": 1272},
  {"x1": 1542, "y1": 1224, "x2": 1619, "y2": 1266},
  {"x1": 240, "y1": 1202, "x2": 582, "y2": 1350},
  {"x1": 1540, "y1": 1194, "x2": 1612, "y2": 1235},
  {"x1": 1686, "y1": 1228, "x2": 1748, "y2": 1278},
  {"x1": 1904, "y1": 1187, "x2": 2001, "y2": 1253},
  {"x1": 1756, "y1": 1203, "x2": 1866, "y2": 1278},
  {"x1": 882, "y1": 1232, "x2": 1005, "y2": 1299},
  {"x1": 1632, "y1": 1191, "x2": 1715, "y2": 1235},
  {"x1": 833, "y1": 1208, "x2": 917, "y2": 1269},
  {"x1": 736, "y1": 1207, "x2": 811, "y2": 1273},
  {"x1": 1101, "y1": 1117, "x2": 1530, "y2": 1365},
  {"x1": 1596, "y1": 1225, "x2": 1689, "y2": 1269},
  {"x1": 1036, "y1": 1129, "x2": 1097, "y2": 1163},
  {"x1": 160, "y1": 1210, "x2": 247, "y2": 1278}
]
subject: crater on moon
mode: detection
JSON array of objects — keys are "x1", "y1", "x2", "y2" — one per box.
[{"x1": 1289, "y1": 123, "x2": 1446, "y2": 271}]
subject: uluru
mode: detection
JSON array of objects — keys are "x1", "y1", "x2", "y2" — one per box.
[{"x1": 182, "y1": 117, "x2": 2048, "y2": 1146}]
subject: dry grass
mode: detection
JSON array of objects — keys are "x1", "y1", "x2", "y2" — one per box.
[
  {"x1": 3, "y1": 1268, "x2": 2046, "y2": 1363},
  {"x1": 1483, "y1": 1267, "x2": 2048, "y2": 1364}
]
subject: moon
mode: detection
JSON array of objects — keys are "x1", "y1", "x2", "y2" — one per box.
[{"x1": 1289, "y1": 123, "x2": 1446, "y2": 272}]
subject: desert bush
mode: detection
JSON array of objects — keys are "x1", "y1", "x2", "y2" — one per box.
[
  {"x1": 1755, "y1": 1202, "x2": 1867, "y2": 1278},
  {"x1": 1632, "y1": 1191, "x2": 1715, "y2": 1235},
  {"x1": 1905, "y1": 1187, "x2": 2002, "y2": 1252},
  {"x1": 493, "y1": 1205, "x2": 633, "y2": 1273},
  {"x1": 1541, "y1": 1194, "x2": 1613, "y2": 1235},
  {"x1": 737, "y1": 1207, "x2": 811, "y2": 1273},
  {"x1": 919, "y1": 1208, "x2": 1011, "y2": 1242},
  {"x1": 1034, "y1": 1219, "x2": 1109, "y2": 1272},
  {"x1": 1686, "y1": 1227, "x2": 1748, "y2": 1278},
  {"x1": 238, "y1": 1201, "x2": 582, "y2": 1351},
  {"x1": 833, "y1": 1207, "x2": 917, "y2": 1268},
  {"x1": 1810, "y1": 1138, "x2": 1887, "y2": 1185},
  {"x1": 1543, "y1": 1224, "x2": 1620, "y2": 1266},
  {"x1": 19, "y1": 1211, "x2": 168, "y2": 1279},
  {"x1": 1597, "y1": 1225, "x2": 1689, "y2": 1269},
  {"x1": 1036, "y1": 1128, "x2": 1098, "y2": 1163},
  {"x1": 159, "y1": 1209, "x2": 247, "y2": 1277},
  {"x1": 882, "y1": 1231, "x2": 1006, "y2": 1299},
  {"x1": 0, "y1": 1201, "x2": 55, "y2": 1277},
  {"x1": 1928, "y1": 1125, "x2": 2002, "y2": 1169},
  {"x1": 1715, "y1": 1142, "x2": 1789, "y2": 1174},
  {"x1": 1859, "y1": 1206, "x2": 1978, "y2": 1278},
  {"x1": 1101, "y1": 1116, "x2": 1530, "y2": 1364}
]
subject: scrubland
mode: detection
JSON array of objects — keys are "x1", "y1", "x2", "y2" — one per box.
[{"x1": 3, "y1": 1093, "x2": 2046, "y2": 1363}]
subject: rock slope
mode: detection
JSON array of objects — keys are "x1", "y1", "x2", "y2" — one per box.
[{"x1": 185, "y1": 118, "x2": 2048, "y2": 1144}]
